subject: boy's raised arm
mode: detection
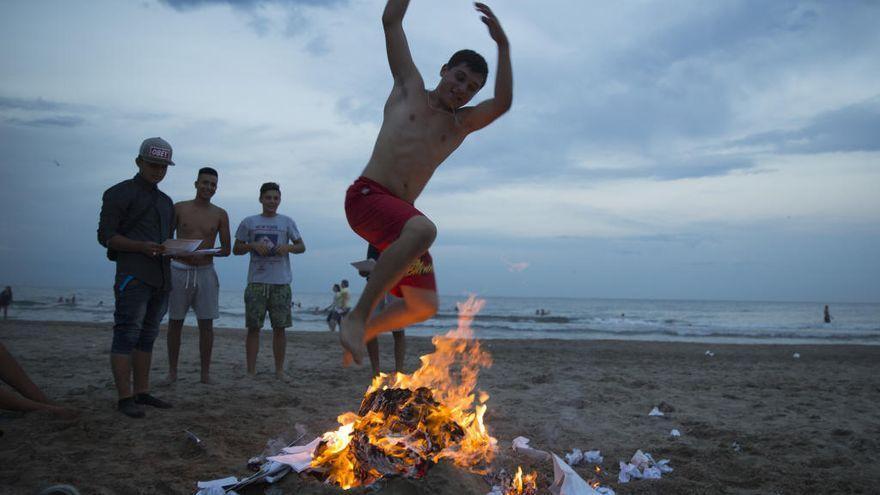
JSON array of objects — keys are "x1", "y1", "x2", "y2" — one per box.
[
  {"x1": 382, "y1": 0, "x2": 422, "y2": 87},
  {"x1": 462, "y1": 3, "x2": 512, "y2": 132}
]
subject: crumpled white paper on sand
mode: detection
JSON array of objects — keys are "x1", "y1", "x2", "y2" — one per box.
[
  {"x1": 564, "y1": 448, "x2": 603, "y2": 466},
  {"x1": 618, "y1": 450, "x2": 673, "y2": 483},
  {"x1": 266, "y1": 437, "x2": 322, "y2": 472},
  {"x1": 648, "y1": 406, "x2": 664, "y2": 417}
]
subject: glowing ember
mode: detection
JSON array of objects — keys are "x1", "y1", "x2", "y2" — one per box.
[{"x1": 310, "y1": 296, "x2": 497, "y2": 488}]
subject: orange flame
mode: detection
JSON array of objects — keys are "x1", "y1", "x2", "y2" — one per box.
[
  {"x1": 310, "y1": 296, "x2": 496, "y2": 488},
  {"x1": 504, "y1": 466, "x2": 538, "y2": 495}
]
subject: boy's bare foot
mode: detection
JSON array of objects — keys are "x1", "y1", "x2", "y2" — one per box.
[
  {"x1": 339, "y1": 315, "x2": 364, "y2": 365},
  {"x1": 342, "y1": 350, "x2": 353, "y2": 367}
]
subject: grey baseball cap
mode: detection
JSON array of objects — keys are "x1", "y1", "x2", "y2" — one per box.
[{"x1": 137, "y1": 137, "x2": 175, "y2": 166}]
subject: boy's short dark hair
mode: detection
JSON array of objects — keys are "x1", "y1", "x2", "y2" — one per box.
[
  {"x1": 198, "y1": 167, "x2": 218, "y2": 178},
  {"x1": 446, "y1": 49, "x2": 488, "y2": 83},
  {"x1": 260, "y1": 182, "x2": 280, "y2": 196}
]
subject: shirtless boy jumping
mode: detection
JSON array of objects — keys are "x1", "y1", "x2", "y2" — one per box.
[
  {"x1": 340, "y1": 0, "x2": 512, "y2": 364},
  {"x1": 166, "y1": 167, "x2": 231, "y2": 384}
]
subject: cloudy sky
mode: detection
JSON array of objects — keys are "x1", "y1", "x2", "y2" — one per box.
[{"x1": 1, "y1": 0, "x2": 878, "y2": 302}]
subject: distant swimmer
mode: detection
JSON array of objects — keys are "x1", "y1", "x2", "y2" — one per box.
[
  {"x1": 0, "y1": 286, "x2": 12, "y2": 319},
  {"x1": 824, "y1": 305, "x2": 832, "y2": 324}
]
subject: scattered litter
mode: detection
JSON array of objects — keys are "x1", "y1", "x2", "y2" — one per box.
[
  {"x1": 670, "y1": 429, "x2": 681, "y2": 437},
  {"x1": 793, "y1": 352, "x2": 801, "y2": 359},
  {"x1": 731, "y1": 441, "x2": 742, "y2": 453},
  {"x1": 648, "y1": 407, "x2": 664, "y2": 417},
  {"x1": 617, "y1": 450, "x2": 672, "y2": 483},
  {"x1": 565, "y1": 448, "x2": 583, "y2": 466},
  {"x1": 512, "y1": 436, "x2": 551, "y2": 462},
  {"x1": 564, "y1": 448, "x2": 604, "y2": 466},
  {"x1": 549, "y1": 454, "x2": 614, "y2": 495},
  {"x1": 185, "y1": 430, "x2": 205, "y2": 450},
  {"x1": 705, "y1": 350, "x2": 715, "y2": 357}
]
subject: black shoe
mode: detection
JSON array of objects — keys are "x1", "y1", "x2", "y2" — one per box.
[
  {"x1": 134, "y1": 393, "x2": 172, "y2": 409},
  {"x1": 118, "y1": 397, "x2": 145, "y2": 418}
]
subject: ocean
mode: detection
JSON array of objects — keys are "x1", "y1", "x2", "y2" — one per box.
[{"x1": 4, "y1": 286, "x2": 879, "y2": 345}]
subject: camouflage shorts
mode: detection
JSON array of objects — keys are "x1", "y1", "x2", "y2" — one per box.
[{"x1": 244, "y1": 283, "x2": 292, "y2": 329}]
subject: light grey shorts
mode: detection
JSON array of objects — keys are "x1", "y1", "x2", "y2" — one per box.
[{"x1": 169, "y1": 260, "x2": 220, "y2": 320}]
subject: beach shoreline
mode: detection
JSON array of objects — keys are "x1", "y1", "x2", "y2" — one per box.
[{"x1": 2, "y1": 319, "x2": 879, "y2": 494}]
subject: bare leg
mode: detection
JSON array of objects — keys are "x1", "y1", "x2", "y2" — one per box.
[
  {"x1": 197, "y1": 319, "x2": 214, "y2": 384},
  {"x1": 341, "y1": 216, "x2": 436, "y2": 363},
  {"x1": 366, "y1": 338, "x2": 381, "y2": 376},
  {"x1": 0, "y1": 387, "x2": 78, "y2": 419},
  {"x1": 392, "y1": 330, "x2": 406, "y2": 374},
  {"x1": 131, "y1": 350, "x2": 152, "y2": 395},
  {"x1": 273, "y1": 327, "x2": 287, "y2": 378},
  {"x1": 165, "y1": 319, "x2": 184, "y2": 383},
  {"x1": 111, "y1": 353, "x2": 133, "y2": 399},
  {"x1": 0, "y1": 343, "x2": 49, "y2": 403},
  {"x1": 364, "y1": 286, "x2": 436, "y2": 341},
  {"x1": 246, "y1": 328, "x2": 260, "y2": 375}
]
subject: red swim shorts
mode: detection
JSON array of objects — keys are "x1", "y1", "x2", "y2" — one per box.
[{"x1": 345, "y1": 176, "x2": 436, "y2": 297}]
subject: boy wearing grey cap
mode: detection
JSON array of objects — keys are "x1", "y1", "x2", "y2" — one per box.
[{"x1": 97, "y1": 137, "x2": 176, "y2": 418}]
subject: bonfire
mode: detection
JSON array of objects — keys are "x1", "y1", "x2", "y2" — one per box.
[{"x1": 309, "y1": 296, "x2": 498, "y2": 489}]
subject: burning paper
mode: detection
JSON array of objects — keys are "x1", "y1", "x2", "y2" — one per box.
[{"x1": 309, "y1": 296, "x2": 497, "y2": 489}]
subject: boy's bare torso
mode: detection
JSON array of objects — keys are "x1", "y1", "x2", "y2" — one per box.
[
  {"x1": 175, "y1": 200, "x2": 225, "y2": 266},
  {"x1": 362, "y1": 88, "x2": 471, "y2": 203}
]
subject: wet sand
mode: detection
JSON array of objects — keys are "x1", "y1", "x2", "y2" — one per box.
[{"x1": 1, "y1": 319, "x2": 879, "y2": 494}]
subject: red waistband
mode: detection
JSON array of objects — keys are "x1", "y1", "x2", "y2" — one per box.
[{"x1": 353, "y1": 176, "x2": 397, "y2": 198}]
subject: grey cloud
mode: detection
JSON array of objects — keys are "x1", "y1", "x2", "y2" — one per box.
[
  {"x1": 0, "y1": 96, "x2": 90, "y2": 112},
  {"x1": 733, "y1": 98, "x2": 880, "y2": 154},
  {"x1": 160, "y1": 0, "x2": 345, "y2": 10},
  {"x1": 5, "y1": 116, "x2": 85, "y2": 128},
  {"x1": 575, "y1": 155, "x2": 756, "y2": 182}
]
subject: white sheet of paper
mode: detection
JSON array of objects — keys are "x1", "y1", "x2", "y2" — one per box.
[
  {"x1": 350, "y1": 258, "x2": 377, "y2": 273},
  {"x1": 197, "y1": 476, "x2": 238, "y2": 488},
  {"x1": 175, "y1": 247, "x2": 222, "y2": 257},
  {"x1": 267, "y1": 437, "x2": 321, "y2": 473},
  {"x1": 162, "y1": 238, "x2": 202, "y2": 255},
  {"x1": 549, "y1": 454, "x2": 601, "y2": 495}
]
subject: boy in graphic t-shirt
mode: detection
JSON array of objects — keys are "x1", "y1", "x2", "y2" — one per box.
[{"x1": 233, "y1": 182, "x2": 306, "y2": 378}]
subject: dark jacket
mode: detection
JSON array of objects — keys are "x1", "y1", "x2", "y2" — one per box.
[{"x1": 97, "y1": 174, "x2": 174, "y2": 290}]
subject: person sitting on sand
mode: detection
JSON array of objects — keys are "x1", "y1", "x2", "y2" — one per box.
[
  {"x1": 97, "y1": 137, "x2": 176, "y2": 418},
  {"x1": 165, "y1": 166, "x2": 231, "y2": 385},
  {"x1": 362, "y1": 245, "x2": 407, "y2": 377},
  {"x1": 233, "y1": 182, "x2": 306, "y2": 378},
  {"x1": 0, "y1": 342, "x2": 78, "y2": 419},
  {"x1": 0, "y1": 286, "x2": 11, "y2": 319},
  {"x1": 339, "y1": 0, "x2": 513, "y2": 364}
]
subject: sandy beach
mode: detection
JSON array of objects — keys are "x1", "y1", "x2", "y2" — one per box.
[{"x1": 1, "y1": 318, "x2": 879, "y2": 494}]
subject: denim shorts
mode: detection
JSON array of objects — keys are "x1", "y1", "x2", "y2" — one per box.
[{"x1": 112, "y1": 273, "x2": 169, "y2": 354}]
